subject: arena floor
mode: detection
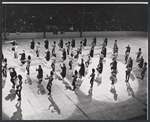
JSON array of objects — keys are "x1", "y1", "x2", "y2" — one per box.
[{"x1": 2, "y1": 36, "x2": 148, "y2": 120}]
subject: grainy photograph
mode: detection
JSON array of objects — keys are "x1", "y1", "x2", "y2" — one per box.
[{"x1": 2, "y1": 2, "x2": 148, "y2": 120}]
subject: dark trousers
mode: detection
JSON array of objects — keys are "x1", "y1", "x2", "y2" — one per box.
[
  {"x1": 26, "y1": 65, "x2": 30, "y2": 75},
  {"x1": 10, "y1": 78, "x2": 15, "y2": 87},
  {"x1": 90, "y1": 80, "x2": 94, "y2": 88},
  {"x1": 67, "y1": 48, "x2": 69, "y2": 55},
  {"x1": 69, "y1": 61, "x2": 72, "y2": 69},
  {"x1": 72, "y1": 82, "x2": 76, "y2": 90},
  {"x1": 16, "y1": 88, "x2": 22, "y2": 100},
  {"x1": 141, "y1": 71, "x2": 145, "y2": 80},
  {"x1": 47, "y1": 84, "x2": 52, "y2": 94},
  {"x1": 125, "y1": 55, "x2": 128, "y2": 63},
  {"x1": 126, "y1": 74, "x2": 130, "y2": 82},
  {"x1": 36, "y1": 50, "x2": 39, "y2": 57}
]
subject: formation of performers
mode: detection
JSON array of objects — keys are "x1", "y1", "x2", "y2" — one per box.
[{"x1": 2, "y1": 37, "x2": 147, "y2": 100}]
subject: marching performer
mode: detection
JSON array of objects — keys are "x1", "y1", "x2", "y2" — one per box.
[
  {"x1": 136, "y1": 48, "x2": 142, "y2": 62},
  {"x1": 45, "y1": 71, "x2": 54, "y2": 95}
]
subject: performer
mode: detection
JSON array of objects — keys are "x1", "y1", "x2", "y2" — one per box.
[
  {"x1": 52, "y1": 41, "x2": 56, "y2": 56},
  {"x1": 83, "y1": 37, "x2": 87, "y2": 48},
  {"x1": 79, "y1": 40, "x2": 83, "y2": 54},
  {"x1": 15, "y1": 74, "x2": 22, "y2": 101},
  {"x1": 127, "y1": 57, "x2": 133, "y2": 70},
  {"x1": 125, "y1": 45, "x2": 131, "y2": 54},
  {"x1": 45, "y1": 49, "x2": 50, "y2": 61},
  {"x1": 71, "y1": 38, "x2": 75, "y2": 48},
  {"x1": 104, "y1": 37, "x2": 108, "y2": 46},
  {"x1": 60, "y1": 63, "x2": 66, "y2": 81},
  {"x1": 2, "y1": 58, "x2": 7, "y2": 78},
  {"x1": 138, "y1": 56, "x2": 144, "y2": 69},
  {"x1": 125, "y1": 65, "x2": 132, "y2": 82},
  {"x1": 89, "y1": 68, "x2": 95, "y2": 89},
  {"x1": 35, "y1": 42, "x2": 40, "y2": 57},
  {"x1": 114, "y1": 45, "x2": 118, "y2": 60},
  {"x1": 96, "y1": 60, "x2": 103, "y2": 76},
  {"x1": 19, "y1": 50, "x2": 26, "y2": 66},
  {"x1": 114, "y1": 40, "x2": 117, "y2": 46},
  {"x1": 66, "y1": 41, "x2": 71, "y2": 55},
  {"x1": 110, "y1": 58, "x2": 117, "y2": 71},
  {"x1": 69, "y1": 53, "x2": 74, "y2": 70},
  {"x1": 79, "y1": 59, "x2": 85, "y2": 78},
  {"x1": 9, "y1": 68, "x2": 17, "y2": 88},
  {"x1": 136, "y1": 48, "x2": 142, "y2": 62},
  {"x1": 99, "y1": 51, "x2": 104, "y2": 63},
  {"x1": 110, "y1": 70, "x2": 117, "y2": 85},
  {"x1": 51, "y1": 54, "x2": 56, "y2": 73},
  {"x1": 74, "y1": 48, "x2": 80, "y2": 60},
  {"x1": 30, "y1": 39, "x2": 35, "y2": 52},
  {"x1": 61, "y1": 48, "x2": 67, "y2": 62},
  {"x1": 92, "y1": 36, "x2": 96, "y2": 46},
  {"x1": 141, "y1": 62, "x2": 147, "y2": 80},
  {"x1": 36, "y1": 65, "x2": 43, "y2": 84},
  {"x1": 58, "y1": 38, "x2": 63, "y2": 49},
  {"x1": 45, "y1": 71, "x2": 54, "y2": 95},
  {"x1": 72, "y1": 70, "x2": 78, "y2": 91},
  {"x1": 44, "y1": 39, "x2": 49, "y2": 50},
  {"x1": 102, "y1": 45, "x2": 107, "y2": 58},
  {"x1": 85, "y1": 55, "x2": 91, "y2": 68},
  {"x1": 26, "y1": 55, "x2": 31, "y2": 75},
  {"x1": 89, "y1": 45, "x2": 94, "y2": 58}
]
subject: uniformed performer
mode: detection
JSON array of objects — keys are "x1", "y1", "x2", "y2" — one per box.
[
  {"x1": 19, "y1": 50, "x2": 26, "y2": 66},
  {"x1": 25, "y1": 55, "x2": 31, "y2": 75},
  {"x1": 36, "y1": 65, "x2": 43, "y2": 84},
  {"x1": 96, "y1": 60, "x2": 103, "y2": 76},
  {"x1": 9, "y1": 68, "x2": 17, "y2": 89},
  {"x1": 45, "y1": 71, "x2": 54, "y2": 95},
  {"x1": 141, "y1": 62, "x2": 147, "y2": 80},
  {"x1": 136, "y1": 48, "x2": 142, "y2": 62},
  {"x1": 69, "y1": 53, "x2": 74, "y2": 70},
  {"x1": 89, "y1": 68, "x2": 95, "y2": 89},
  {"x1": 72, "y1": 70, "x2": 78, "y2": 91},
  {"x1": 60, "y1": 63, "x2": 66, "y2": 81},
  {"x1": 15, "y1": 74, "x2": 22, "y2": 101},
  {"x1": 35, "y1": 42, "x2": 40, "y2": 57},
  {"x1": 138, "y1": 56, "x2": 144, "y2": 69},
  {"x1": 61, "y1": 48, "x2": 67, "y2": 62},
  {"x1": 52, "y1": 41, "x2": 56, "y2": 56},
  {"x1": 44, "y1": 39, "x2": 49, "y2": 50},
  {"x1": 58, "y1": 38, "x2": 63, "y2": 49},
  {"x1": 71, "y1": 38, "x2": 75, "y2": 48},
  {"x1": 2, "y1": 58, "x2": 7, "y2": 78},
  {"x1": 45, "y1": 49, "x2": 50, "y2": 61},
  {"x1": 30, "y1": 39, "x2": 35, "y2": 52}
]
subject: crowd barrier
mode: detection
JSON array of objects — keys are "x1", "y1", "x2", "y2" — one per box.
[{"x1": 2, "y1": 31, "x2": 147, "y2": 40}]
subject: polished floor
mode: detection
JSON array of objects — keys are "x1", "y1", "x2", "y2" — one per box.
[{"x1": 2, "y1": 36, "x2": 148, "y2": 120}]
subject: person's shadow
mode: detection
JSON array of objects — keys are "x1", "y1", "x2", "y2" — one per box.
[
  {"x1": 24, "y1": 75, "x2": 32, "y2": 85},
  {"x1": 62, "y1": 81, "x2": 72, "y2": 90},
  {"x1": 110, "y1": 85, "x2": 118, "y2": 101},
  {"x1": 48, "y1": 95, "x2": 61, "y2": 115},
  {"x1": 37, "y1": 84, "x2": 46, "y2": 95},
  {"x1": 126, "y1": 82, "x2": 135, "y2": 97},
  {"x1": 5, "y1": 89, "x2": 16, "y2": 101},
  {"x1": 11, "y1": 101, "x2": 22, "y2": 120},
  {"x1": 86, "y1": 89, "x2": 93, "y2": 101}
]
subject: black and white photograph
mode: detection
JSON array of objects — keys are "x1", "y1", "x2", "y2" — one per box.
[{"x1": 2, "y1": 2, "x2": 148, "y2": 120}]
